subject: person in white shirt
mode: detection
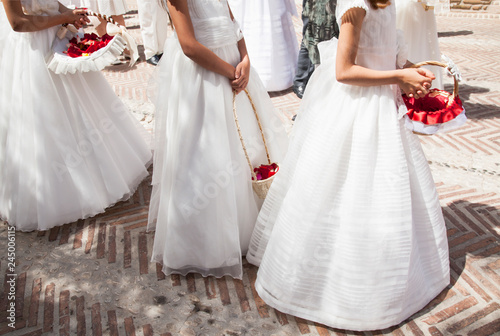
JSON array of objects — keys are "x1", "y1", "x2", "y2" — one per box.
[{"x1": 137, "y1": 0, "x2": 170, "y2": 65}]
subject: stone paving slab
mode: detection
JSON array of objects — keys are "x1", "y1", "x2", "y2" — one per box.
[{"x1": 1, "y1": 1, "x2": 499, "y2": 336}]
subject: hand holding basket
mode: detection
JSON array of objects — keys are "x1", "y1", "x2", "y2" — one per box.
[
  {"x1": 403, "y1": 57, "x2": 466, "y2": 135},
  {"x1": 47, "y1": 10, "x2": 139, "y2": 74}
]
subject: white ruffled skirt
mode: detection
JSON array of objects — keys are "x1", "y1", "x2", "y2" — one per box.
[
  {"x1": 147, "y1": 33, "x2": 289, "y2": 279},
  {"x1": 246, "y1": 39, "x2": 450, "y2": 330},
  {"x1": 0, "y1": 7, "x2": 152, "y2": 231}
]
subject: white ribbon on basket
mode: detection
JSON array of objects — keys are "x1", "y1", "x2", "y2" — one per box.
[
  {"x1": 106, "y1": 23, "x2": 139, "y2": 66},
  {"x1": 441, "y1": 54, "x2": 462, "y2": 83}
]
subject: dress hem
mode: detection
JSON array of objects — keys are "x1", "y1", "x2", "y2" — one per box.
[
  {"x1": 2, "y1": 159, "x2": 153, "y2": 232},
  {"x1": 255, "y1": 278, "x2": 450, "y2": 331},
  {"x1": 151, "y1": 255, "x2": 243, "y2": 280}
]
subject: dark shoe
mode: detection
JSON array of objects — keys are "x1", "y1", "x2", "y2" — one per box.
[
  {"x1": 293, "y1": 85, "x2": 305, "y2": 99},
  {"x1": 147, "y1": 54, "x2": 162, "y2": 66}
]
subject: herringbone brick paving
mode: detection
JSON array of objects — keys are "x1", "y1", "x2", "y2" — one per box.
[{"x1": 1, "y1": 1, "x2": 499, "y2": 335}]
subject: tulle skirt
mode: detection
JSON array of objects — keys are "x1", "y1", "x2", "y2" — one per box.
[
  {"x1": 246, "y1": 39, "x2": 450, "y2": 330},
  {"x1": 228, "y1": 0, "x2": 299, "y2": 92},
  {"x1": 396, "y1": 0, "x2": 443, "y2": 90},
  {"x1": 0, "y1": 7, "x2": 152, "y2": 231},
  {"x1": 147, "y1": 34, "x2": 289, "y2": 279}
]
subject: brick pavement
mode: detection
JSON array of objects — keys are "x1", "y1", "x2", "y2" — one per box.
[{"x1": 1, "y1": 2, "x2": 499, "y2": 336}]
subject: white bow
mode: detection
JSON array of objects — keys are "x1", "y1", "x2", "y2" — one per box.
[{"x1": 441, "y1": 54, "x2": 462, "y2": 82}]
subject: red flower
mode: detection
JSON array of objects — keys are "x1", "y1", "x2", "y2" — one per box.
[
  {"x1": 65, "y1": 33, "x2": 114, "y2": 58},
  {"x1": 82, "y1": 33, "x2": 99, "y2": 41},
  {"x1": 66, "y1": 45, "x2": 83, "y2": 58},
  {"x1": 252, "y1": 163, "x2": 279, "y2": 181},
  {"x1": 101, "y1": 34, "x2": 114, "y2": 42},
  {"x1": 85, "y1": 41, "x2": 100, "y2": 53},
  {"x1": 403, "y1": 89, "x2": 464, "y2": 125}
]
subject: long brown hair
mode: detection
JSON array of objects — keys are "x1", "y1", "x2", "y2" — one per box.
[{"x1": 368, "y1": 0, "x2": 391, "y2": 9}]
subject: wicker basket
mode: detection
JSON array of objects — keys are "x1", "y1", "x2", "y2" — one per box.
[
  {"x1": 232, "y1": 90, "x2": 278, "y2": 199},
  {"x1": 47, "y1": 11, "x2": 138, "y2": 74},
  {"x1": 403, "y1": 60, "x2": 466, "y2": 135}
]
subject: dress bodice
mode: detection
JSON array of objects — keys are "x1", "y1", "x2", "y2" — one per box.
[
  {"x1": 336, "y1": 0, "x2": 398, "y2": 71},
  {"x1": 181, "y1": 0, "x2": 239, "y2": 49},
  {"x1": 21, "y1": 0, "x2": 59, "y2": 15}
]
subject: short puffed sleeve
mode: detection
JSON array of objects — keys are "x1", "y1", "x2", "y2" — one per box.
[
  {"x1": 232, "y1": 19, "x2": 244, "y2": 41},
  {"x1": 336, "y1": 0, "x2": 370, "y2": 26}
]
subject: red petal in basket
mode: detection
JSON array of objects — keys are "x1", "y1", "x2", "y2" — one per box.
[
  {"x1": 253, "y1": 163, "x2": 279, "y2": 181},
  {"x1": 66, "y1": 45, "x2": 83, "y2": 57},
  {"x1": 403, "y1": 89, "x2": 464, "y2": 125},
  {"x1": 101, "y1": 34, "x2": 114, "y2": 42},
  {"x1": 65, "y1": 33, "x2": 115, "y2": 58}
]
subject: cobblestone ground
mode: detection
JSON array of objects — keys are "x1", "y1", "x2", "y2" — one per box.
[{"x1": 1, "y1": 1, "x2": 499, "y2": 336}]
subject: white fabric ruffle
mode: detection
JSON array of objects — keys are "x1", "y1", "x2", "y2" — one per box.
[
  {"x1": 47, "y1": 32, "x2": 127, "y2": 74},
  {"x1": 405, "y1": 109, "x2": 467, "y2": 135}
]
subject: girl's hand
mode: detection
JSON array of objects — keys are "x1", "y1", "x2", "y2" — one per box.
[
  {"x1": 231, "y1": 56, "x2": 250, "y2": 94},
  {"x1": 61, "y1": 8, "x2": 89, "y2": 29},
  {"x1": 398, "y1": 67, "x2": 435, "y2": 99}
]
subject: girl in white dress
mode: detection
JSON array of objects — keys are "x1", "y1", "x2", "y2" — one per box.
[
  {"x1": 227, "y1": 0, "x2": 299, "y2": 92},
  {"x1": 396, "y1": 0, "x2": 448, "y2": 90},
  {"x1": 247, "y1": 0, "x2": 450, "y2": 330},
  {"x1": 0, "y1": 0, "x2": 152, "y2": 231},
  {"x1": 147, "y1": 0, "x2": 289, "y2": 279}
]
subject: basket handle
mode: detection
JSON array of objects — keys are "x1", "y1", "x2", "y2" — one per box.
[
  {"x1": 232, "y1": 89, "x2": 272, "y2": 180},
  {"x1": 85, "y1": 10, "x2": 124, "y2": 28},
  {"x1": 409, "y1": 60, "x2": 459, "y2": 102}
]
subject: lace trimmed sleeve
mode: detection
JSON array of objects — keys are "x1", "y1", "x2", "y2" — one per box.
[{"x1": 336, "y1": 0, "x2": 370, "y2": 26}]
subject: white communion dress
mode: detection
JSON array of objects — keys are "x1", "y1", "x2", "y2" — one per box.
[
  {"x1": 228, "y1": 0, "x2": 299, "y2": 92},
  {"x1": 147, "y1": 0, "x2": 289, "y2": 279},
  {"x1": 396, "y1": 0, "x2": 447, "y2": 90},
  {"x1": 0, "y1": 0, "x2": 152, "y2": 231},
  {"x1": 247, "y1": 0, "x2": 450, "y2": 331}
]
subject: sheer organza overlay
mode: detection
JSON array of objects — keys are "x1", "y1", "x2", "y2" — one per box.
[
  {"x1": 396, "y1": 0, "x2": 444, "y2": 89},
  {"x1": 0, "y1": 0, "x2": 152, "y2": 231},
  {"x1": 247, "y1": 0, "x2": 450, "y2": 330},
  {"x1": 147, "y1": 0, "x2": 289, "y2": 279}
]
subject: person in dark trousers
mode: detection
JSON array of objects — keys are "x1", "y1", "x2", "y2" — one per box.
[{"x1": 293, "y1": 0, "x2": 339, "y2": 99}]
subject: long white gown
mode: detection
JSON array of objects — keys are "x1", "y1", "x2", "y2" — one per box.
[
  {"x1": 147, "y1": 0, "x2": 289, "y2": 279},
  {"x1": 247, "y1": 0, "x2": 450, "y2": 330},
  {"x1": 228, "y1": 0, "x2": 299, "y2": 92},
  {"x1": 0, "y1": 0, "x2": 152, "y2": 231},
  {"x1": 396, "y1": 0, "x2": 447, "y2": 90}
]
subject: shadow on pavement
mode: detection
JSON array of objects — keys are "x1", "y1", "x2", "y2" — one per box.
[
  {"x1": 438, "y1": 30, "x2": 474, "y2": 38},
  {"x1": 444, "y1": 82, "x2": 500, "y2": 120}
]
